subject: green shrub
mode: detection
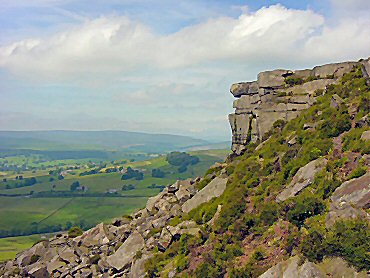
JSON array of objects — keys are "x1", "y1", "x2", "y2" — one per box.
[
  {"x1": 309, "y1": 147, "x2": 321, "y2": 160},
  {"x1": 301, "y1": 229, "x2": 326, "y2": 262},
  {"x1": 301, "y1": 218, "x2": 370, "y2": 271},
  {"x1": 89, "y1": 254, "x2": 100, "y2": 264},
  {"x1": 30, "y1": 254, "x2": 40, "y2": 264},
  {"x1": 273, "y1": 119, "x2": 286, "y2": 130},
  {"x1": 348, "y1": 166, "x2": 367, "y2": 180},
  {"x1": 68, "y1": 226, "x2": 83, "y2": 238},
  {"x1": 313, "y1": 89, "x2": 324, "y2": 97},
  {"x1": 286, "y1": 194, "x2": 325, "y2": 227},
  {"x1": 260, "y1": 202, "x2": 279, "y2": 226},
  {"x1": 285, "y1": 76, "x2": 304, "y2": 86}
]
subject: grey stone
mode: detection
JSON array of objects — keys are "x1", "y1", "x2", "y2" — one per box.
[
  {"x1": 182, "y1": 177, "x2": 228, "y2": 213},
  {"x1": 257, "y1": 69, "x2": 290, "y2": 88},
  {"x1": 361, "y1": 130, "x2": 370, "y2": 141},
  {"x1": 230, "y1": 81, "x2": 258, "y2": 97},
  {"x1": 129, "y1": 253, "x2": 152, "y2": 278},
  {"x1": 330, "y1": 94, "x2": 344, "y2": 109},
  {"x1": 106, "y1": 231, "x2": 144, "y2": 271},
  {"x1": 28, "y1": 265, "x2": 50, "y2": 278},
  {"x1": 277, "y1": 158, "x2": 327, "y2": 202}
]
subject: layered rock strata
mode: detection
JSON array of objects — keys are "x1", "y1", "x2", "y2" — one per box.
[{"x1": 229, "y1": 58, "x2": 370, "y2": 154}]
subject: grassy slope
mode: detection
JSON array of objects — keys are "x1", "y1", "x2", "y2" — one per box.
[{"x1": 0, "y1": 235, "x2": 42, "y2": 262}]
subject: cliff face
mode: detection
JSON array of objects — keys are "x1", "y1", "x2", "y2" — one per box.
[{"x1": 229, "y1": 58, "x2": 370, "y2": 154}]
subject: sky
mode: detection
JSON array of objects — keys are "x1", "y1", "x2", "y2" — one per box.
[{"x1": 0, "y1": 0, "x2": 369, "y2": 141}]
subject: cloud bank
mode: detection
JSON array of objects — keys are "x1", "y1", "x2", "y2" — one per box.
[
  {"x1": 0, "y1": 3, "x2": 369, "y2": 139},
  {"x1": 1, "y1": 4, "x2": 369, "y2": 80}
]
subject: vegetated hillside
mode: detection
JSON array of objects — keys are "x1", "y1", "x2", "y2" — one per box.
[
  {"x1": 0, "y1": 130, "x2": 209, "y2": 153},
  {"x1": 1, "y1": 64, "x2": 369, "y2": 278},
  {"x1": 142, "y1": 64, "x2": 370, "y2": 277}
]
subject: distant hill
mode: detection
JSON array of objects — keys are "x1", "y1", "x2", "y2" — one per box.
[{"x1": 0, "y1": 130, "x2": 209, "y2": 153}]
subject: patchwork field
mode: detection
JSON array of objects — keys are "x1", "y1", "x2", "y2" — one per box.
[{"x1": 0, "y1": 148, "x2": 229, "y2": 260}]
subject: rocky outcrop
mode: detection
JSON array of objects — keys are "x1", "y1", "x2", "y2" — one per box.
[
  {"x1": 326, "y1": 173, "x2": 370, "y2": 227},
  {"x1": 276, "y1": 157, "x2": 327, "y2": 202},
  {"x1": 229, "y1": 58, "x2": 370, "y2": 154}
]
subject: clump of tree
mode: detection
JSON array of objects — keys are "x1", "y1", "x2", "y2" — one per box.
[
  {"x1": 79, "y1": 169, "x2": 98, "y2": 176},
  {"x1": 70, "y1": 181, "x2": 80, "y2": 191},
  {"x1": 121, "y1": 167, "x2": 144, "y2": 180},
  {"x1": 166, "y1": 152, "x2": 199, "y2": 173},
  {"x1": 151, "y1": 168, "x2": 165, "y2": 178},
  {"x1": 147, "y1": 183, "x2": 165, "y2": 190},
  {"x1": 122, "y1": 184, "x2": 136, "y2": 191}
]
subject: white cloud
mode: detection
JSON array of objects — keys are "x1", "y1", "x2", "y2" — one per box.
[
  {"x1": 1, "y1": 4, "x2": 369, "y2": 83},
  {"x1": 1, "y1": 3, "x2": 369, "y2": 138}
]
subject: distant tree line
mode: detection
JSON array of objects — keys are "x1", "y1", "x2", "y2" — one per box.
[
  {"x1": 166, "y1": 152, "x2": 199, "y2": 173},
  {"x1": 121, "y1": 167, "x2": 144, "y2": 180}
]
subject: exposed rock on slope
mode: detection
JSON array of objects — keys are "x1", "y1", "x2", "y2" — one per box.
[
  {"x1": 229, "y1": 58, "x2": 370, "y2": 154},
  {"x1": 259, "y1": 256, "x2": 368, "y2": 278},
  {"x1": 326, "y1": 173, "x2": 370, "y2": 227},
  {"x1": 276, "y1": 157, "x2": 327, "y2": 202}
]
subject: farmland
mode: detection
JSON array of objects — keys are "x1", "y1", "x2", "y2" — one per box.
[{"x1": 0, "y1": 147, "x2": 229, "y2": 260}]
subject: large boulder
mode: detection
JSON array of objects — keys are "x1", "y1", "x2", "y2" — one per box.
[
  {"x1": 259, "y1": 256, "x2": 368, "y2": 278},
  {"x1": 257, "y1": 69, "x2": 290, "y2": 88},
  {"x1": 326, "y1": 173, "x2": 370, "y2": 227},
  {"x1": 331, "y1": 172, "x2": 370, "y2": 208},
  {"x1": 230, "y1": 81, "x2": 258, "y2": 97},
  {"x1": 73, "y1": 223, "x2": 112, "y2": 247},
  {"x1": 182, "y1": 177, "x2": 228, "y2": 213},
  {"x1": 28, "y1": 264, "x2": 50, "y2": 278},
  {"x1": 277, "y1": 158, "x2": 327, "y2": 202},
  {"x1": 106, "y1": 231, "x2": 144, "y2": 271},
  {"x1": 312, "y1": 61, "x2": 357, "y2": 78},
  {"x1": 330, "y1": 94, "x2": 344, "y2": 110},
  {"x1": 130, "y1": 253, "x2": 153, "y2": 278},
  {"x1": 361, "y1": 130, "x2": 370, "y2": 141},
  {"x1": 259, "y1": 256, "x2": 324, "y2": 278}
]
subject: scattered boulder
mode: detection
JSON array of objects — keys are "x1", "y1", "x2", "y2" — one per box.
[
  {"x1": 28, "y1": 264, "x2": 50, "y2": 278},
  {"x1": 277, "y1": 158, "x2": 327, "y2": 202},
  {"x1": 330, "y1": 94, "x2": 344, "y2": 109},
  {"x1": 74, "y1": 223, "x2": 112, "y2": 247},
  {"x1": 360, "y1": 130, "x2": 370, "y2": 141},
  {"x1": 287, "y1": 136, "x2": 297, "y2": 147},
  {"x1": 326, "y1": 173, "x2": 370, "y2": 227},
  {"x1": 259, "y1": 256, "x2": 324, "y2": 278},
  {"x1": 355, "y1": 114, "x2": 369, "y2": 128},
  {"x1": 130, "y1": 253, "x2": 153, "y2": 278},
  {"x1": 106, "y1": 231, "x2": 145, "y2": 271},
  {"x1": 259, "y1": 256, "x2": 368, "y2": 278},
  {"x1": 182, "y1": 177, "x2": 228, "y2": 213}
]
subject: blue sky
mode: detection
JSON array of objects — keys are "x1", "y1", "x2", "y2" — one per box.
[{"x1": 0, "y1": 0, "x2": 369, "y2": 140}]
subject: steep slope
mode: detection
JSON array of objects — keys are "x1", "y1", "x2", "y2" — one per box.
[{"x1": 1, "y1": 59, "x2": 369, "y2": 278}]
